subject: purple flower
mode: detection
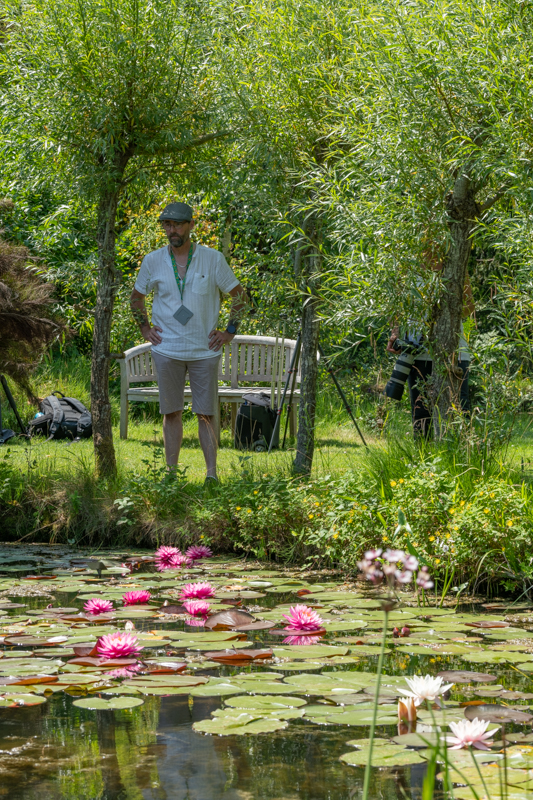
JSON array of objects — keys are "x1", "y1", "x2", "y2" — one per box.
[
  {"x1": 364, "y1": 549, "x2": 382, "y2": 561},
  {"x1": 416, "y1": 567, "x2": 434, "y2": 589},
  {"x1": 383, "y1": 549, "x2": 405, "y2": 563},
  {"x1": 395, "y1": 569, "x2": 413, "y2": 584},
  {"x1": 403, "y1": 555, "x2": 419, "y2": 571}
]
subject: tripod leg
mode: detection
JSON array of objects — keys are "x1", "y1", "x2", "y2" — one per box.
[
  {"x1": 317, "y1": 345, "x2": 368, "y2": 449},
  {"x1": 268, "y1": 334, "x2": 301, "y2": 454},
  {"x1": 0, "y1": 376, "x2": 26, "y2": 435},
  {"x1": 282, "y1": 357, "x2": 299, "y2": 449}
]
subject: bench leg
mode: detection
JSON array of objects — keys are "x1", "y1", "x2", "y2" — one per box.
[
  {"x1": 231, "y1": 404, "x2": 237, "y2": 439},
  {"x1": 120, "y1": 394, "x2": 128, "y2": 439},
  {"x1": 216, "y1": 402, "x2": 221, "y2": 447}
]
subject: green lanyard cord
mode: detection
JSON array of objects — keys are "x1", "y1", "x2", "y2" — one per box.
[{"x1": 170, "y1": 242, "x2": 194, "y2": 302}]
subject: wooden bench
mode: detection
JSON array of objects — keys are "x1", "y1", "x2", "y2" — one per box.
[{"x1": 116, "y1": 336, "x2": 301, "y2": 442}]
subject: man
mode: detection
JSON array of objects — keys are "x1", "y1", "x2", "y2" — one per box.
[
  {"x1": 386, "y1": 261, "x2": 475, "y2": 438},
  {"x1": 130, "y1": 202, "x2": 247, "y2": 482}
]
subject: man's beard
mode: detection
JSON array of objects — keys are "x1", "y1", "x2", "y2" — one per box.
[{"x1": 169, "y1": 234, "x2": 185, "y2": 248}]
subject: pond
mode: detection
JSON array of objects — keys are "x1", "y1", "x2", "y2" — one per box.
[{"x1": 0, "y1": 544, "x2": 532, "y2": 800}]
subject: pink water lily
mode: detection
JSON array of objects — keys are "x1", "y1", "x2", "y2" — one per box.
[
  {"x1": 122, "y1": 590, "x2": 151, "y2": 606},
  {"x1": 96, "y1": 633, "x2": 143, "y2": 659},
  {"x1": 154, "y1": 546, "x2": 183, "y2": 571},
  {"x1": 179, "y1": 581, "x2": 215, "y2": 600},
  {"x1": 183, "y1": 600, "x2": 211, "y2": 617},
  {"x1": 447, "y1": 719, "x2": 499, "y2": 751},
  {"x1": 185, "y1": 544, "x2": 213, "y2": 561},
  {"x1": 282, "y1": 604, "x2": 324, "y2": 632},
  {"x1": 83, "y1": 598, "x2": 114, "y2": 615}
]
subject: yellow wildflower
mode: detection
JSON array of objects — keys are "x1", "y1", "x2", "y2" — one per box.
[
  {"x1": 333, "y1": 534, "x2": 338, "y2": 539},
  {"x1": 445, "y1": 533, "x2": 451, "y2": 539},
  {"x1": 236, "y1": 506, "x2": 241, "y2": 511},
  {"x1": 429, "y1": 535, "x2": 435, "y2": 542},
  {"x1": 315, "y1": 502, "x2": 320, "y2": 507},
  {"x1": 362, "y1": 505, "x2": 367, "y2": 511},
  {"x1": 253, "y1": 490, "x2": 258, "y2": 495},
  {"x1": 399, "y1": 479, "x2": 404, "y2": 484},
  {"x1": 484, "y1": 508, "x2": 490, "y2": 514},
  {"x1": 507, "y1": 520, "x2": 513, "y2": 527},
  {"x1": 434, "y1": 558, "x2": 441, "y2": 565},
  {"x1": 383, "y1": 536, "x2": 389, "y2": 542},
  {"x1": 460, "y1": 500, "x2": 465, "y2": 506},
  {"x1": 449, "y1": 508, "x2": 455, "y2": 515},
  {"x1": 390, "y1": 481, "x2": 397, "y2": 487},
  {"x1": 247, "y1": 509, "x2": 252, "y2": 514},
  {"x1": 308, "y1": 514, "x2": 314, "y2": 520},
  {"x1": 490, "y1": 493, "x2": 495, "y2": 499}
]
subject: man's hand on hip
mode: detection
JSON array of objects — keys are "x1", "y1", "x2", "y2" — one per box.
[
  {"x1": 209, "y1": 329, "x2": 234, "y2": 351},
  {"x1": 142, "y1": 324, "x2": 163, "y2": 346}
]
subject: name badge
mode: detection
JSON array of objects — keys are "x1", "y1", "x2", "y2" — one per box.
[{"x1": 173, "y1": 305, "x2": 194, "y2": 326}]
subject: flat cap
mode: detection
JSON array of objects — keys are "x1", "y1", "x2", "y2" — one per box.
[{"x1": 158, "y1": 202, "x2": 193, "y2": 222}]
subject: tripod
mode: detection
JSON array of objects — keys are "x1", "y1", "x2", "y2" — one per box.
[
  {"x1": 268, "y1": 334, "x2": 368, "y2": 453},
  {"x1": 0, "y1": 375, "x2": 27, "y2": 444}
]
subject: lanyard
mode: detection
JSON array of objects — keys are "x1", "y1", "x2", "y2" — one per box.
[{"x1": 169, "y1": 243, "x2": 194, "y2": 302}]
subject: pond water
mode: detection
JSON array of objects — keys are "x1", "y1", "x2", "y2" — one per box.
[{"x1": 0, "y1": 545, "x2": 532, "y2": 800}]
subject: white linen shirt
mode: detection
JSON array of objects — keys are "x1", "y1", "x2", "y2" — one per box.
[{"x1": 134, "y1": 244, "x2": 239, "y2": 361}]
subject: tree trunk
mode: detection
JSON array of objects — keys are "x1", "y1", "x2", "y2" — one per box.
[
  {"x1": 293, "y1": 238, "x2": 321, "y2": 476},
  {"x1": 429, "y1": 173, "x2": 477, "y2": 437},
  {"x1": 91, "y1": 162, "x2": 129, "y2": 478}
]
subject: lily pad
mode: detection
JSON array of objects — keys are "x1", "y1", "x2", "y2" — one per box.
[
  {"x1": 225, "y1": 694, "x2": 306, "y2": 709},
  {"x1": 437, "y1": 670, "x2": 497, "y2": 683},
  {"x1": 193, "y1": 714, "x2": 288, "y2": 735},
  {"x1": 204, "y1": 609, "x2": 256, "y2": 629},
  {"x1": 464, "y1": 704, "x2": 533, "y2": 723},
  {"x1": 272, "y1": 645, "x2": 349, "y2": 659},
  {"x1": 72, "y1": 696, "x2": 144, "y2": 710},
  {"x1": 340, "y1": 744, "x2": 426, "y2": 767}
]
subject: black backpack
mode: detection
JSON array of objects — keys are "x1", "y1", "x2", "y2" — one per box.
[
  {"x1": 235, "y1": 402, "x2": 279, "y2": 451},
  {"x1": 27, "y1": 391, "x2": 92, "y2": 442}
]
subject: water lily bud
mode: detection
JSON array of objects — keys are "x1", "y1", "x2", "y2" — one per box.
[
  {"x1": 392, "y1": 627, "x2": 400, "y2": 638},
  {"x1": 401, "y1": 626, "x2": 411, "y2": 637},
  {"x1": 398, "y1": 697, "x2": 417, "y2": 723}
]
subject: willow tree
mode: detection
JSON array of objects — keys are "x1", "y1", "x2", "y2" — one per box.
[
  {"x1": 216, "y1": 0, "x2": 356, "y2": 474},
  {"x1": 2, "y1": 0, "x2": 226, "y2": 475},
  {"x1": 324, "y1": 0, "x2": 533, "y2": 434}
]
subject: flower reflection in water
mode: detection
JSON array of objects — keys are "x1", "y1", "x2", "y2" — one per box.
[{"x1": 282, "y1": 635, "x2": 323, "y2": 646}]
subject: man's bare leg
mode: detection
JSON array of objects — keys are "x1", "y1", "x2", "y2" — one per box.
[
  {"x1": 197, "y1": 414, "x2": 217, "y2": 478},
  {"x1": 162, "y1": 410, "x2": 183, "y2": 468}
]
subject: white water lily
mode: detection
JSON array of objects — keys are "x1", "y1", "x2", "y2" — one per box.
[
  {"x1": 398, "y1": 674, "x2": 454, "y2": 707},
  {"x1": 447, "y1": 718, "x2": 499, "y2": 751}
]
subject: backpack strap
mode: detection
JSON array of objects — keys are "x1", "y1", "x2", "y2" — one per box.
[
  {"x1": 62, "y1": 397, "x2": 89, "y2": 415},
  {"x1": 62, "y1": 397, "x2": 91, "y2": 440},
  {"x1": 46, "y1": 394, "x2": 65, "y2": 441}
]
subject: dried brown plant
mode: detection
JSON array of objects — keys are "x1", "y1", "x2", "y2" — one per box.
[{"x1": 0, "y1": 233, "x2": 63, "y2": 400}]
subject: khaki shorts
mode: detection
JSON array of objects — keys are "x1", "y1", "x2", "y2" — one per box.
[{"x1": 151, "y1": 352, "x2": 220, "y2": 416}]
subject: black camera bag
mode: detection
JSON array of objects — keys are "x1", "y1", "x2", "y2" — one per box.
[
  {"x1": 27, "y1": 391, "x2": 92, "y2": 442},
  {"x1": 234, "y1": 403, "x2": 279, "y2": 451}
]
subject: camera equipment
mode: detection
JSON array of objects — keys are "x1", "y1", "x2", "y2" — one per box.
[
  {"x1": 268, "y1": 326, "x2": 368, "y2": 452},
  {"x1": 385, "y1": 336, "x2": 425, "y2": 401}
]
